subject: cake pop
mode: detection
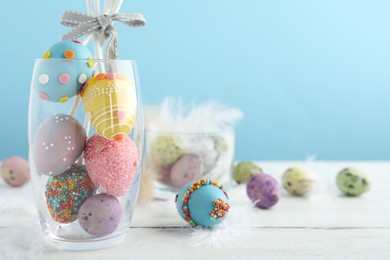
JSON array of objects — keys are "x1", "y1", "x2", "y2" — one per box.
[
  {"x1": 176, "y1": 179, "x2": 230, "y2": 228},
  {"x1": 34, "y1": 40, "x2": 94, "y2": 103},
  {"x1": 32, "y1": 114, "x2": 86, "y2": 176},
  {"x1": 84, "y1": 134, "x2": 139, "y2": 196},
  {"x1": 81, "y1": 73, "x2": 137, "y2": 140},
  {"x1": 78, "y1": 193, "x2": 122, "y2": 236},
  {"x1": 45, "y1": 164, "x2": 95, "y2": 223}
]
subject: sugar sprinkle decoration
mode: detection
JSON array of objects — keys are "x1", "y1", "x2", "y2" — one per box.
[
  {"x1": 45, "y1": 165, "x2": 96, "y2": 223},
  {"x1": 210, "y1": 198, "x2": 230, "y2": 221}
]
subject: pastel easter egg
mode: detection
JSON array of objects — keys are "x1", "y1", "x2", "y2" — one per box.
[
  {"x1": 155, "y1": 164, "x2": 174, "y2": 185},
  {"x1": 45, "y1": 165, "x2": 95, "y2": 223},
  {"x1": 151, "y1": 135, "x2": 185, "y2": 166},
  {"x1": 282, "y1": 167, "x2": 313, "y2": 196},
  {"x1": 34, "y1": 40, "x2": 94, "y2": 103},
  {"x1": 84, "y1": 135, "x2": 139, "y2": 196},
  {"x1": 184, "y1": 136, "x2": 219, "y2": 174},
  {"x1": 32, "y1": 114, "x2": 86, "y2": 176},
  {"x1": 1, "y1": 157, "x2": 30, "y2": 187},
  {"x1": 81, "y1": 73, "x2": 137, "y2": 140},
  {"x1": 247, "y1": 173, "x2": 280, "y2": 209},
  {"x1": 233, "y1": 162, "x2": 263, "y2": 184},
  {"x1": 176, "y1": 179, "x2": 230, "y2": 228},
  {"x1": 78, "y1": 193, "x2": 122, "y2": 237},
  {"x1": 336, "y1": 168, "x2": 371, "y2": 196},
  {"x1": 171, "y1": 154, "x2": 204, "y2": 188}
]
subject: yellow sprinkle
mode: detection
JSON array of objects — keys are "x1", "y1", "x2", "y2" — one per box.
[
  {"x1": 42, "y1": 51, "x2": 51, "y2": 59},
  {"x1": 59, "y1": 96, "x2": 70, "y2": 103},
  {"x1": 87, "y1": 57, "x2": 95, "y2": 67}
]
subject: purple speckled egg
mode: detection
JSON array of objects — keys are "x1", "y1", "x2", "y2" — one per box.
[
  {"x1": 78, "y1": 193, "x2": 122, "y2": 236},
  {"x1": 246, "y1": 173, "x2": 280, "y2": 209},
  {"x1": 170, "y1": 153, "x2": 204, "y2": 188},
  {"x1": 1, "y1": 157, "x2": 30, "y2": 187},
  {"x1": 32, "y1": 114, "x2": 86, "y2": 176},
  {"x1": 156, "y1": 164, "x2": 174, "y2": 185}
]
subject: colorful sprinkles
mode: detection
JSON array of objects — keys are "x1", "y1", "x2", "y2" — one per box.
[
  {"x1": 210, "y1": 198, "x2": 230, "y2": 221},
  {"x1": 181, "y1": 179, "x2": 229, "y2": 228},
  {"x1": 45, "y1": 165, "x2": 96, "y2": 223}
]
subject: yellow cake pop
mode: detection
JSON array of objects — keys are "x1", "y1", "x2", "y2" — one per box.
[{"x1": 81, "y1": 73, "x2": 137, "y2": 140}]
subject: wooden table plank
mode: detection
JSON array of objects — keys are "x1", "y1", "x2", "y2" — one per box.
[
  {"x1": 0, "y1": 161, "x2": 389, "y2": 259},
  {"x1": 36, "y1": 228, "x2": 390, "y2": 260}
]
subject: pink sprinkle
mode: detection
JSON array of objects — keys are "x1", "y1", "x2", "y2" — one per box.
[
  {"x1": 59, "y1": 74, "x2": 70, "y2": 84},
  {"x1": 106, "y1": 73, "x2": 116, "y2": 79},
  {"x1": 116, "y1": 110, "x2": 127, "y2": 121},
  {"x1": 39, "y1": 93, "x2": 49, "y2": 100},
  {"x1": 72, "y1": 39, "x2": 82, "y2": 44}
]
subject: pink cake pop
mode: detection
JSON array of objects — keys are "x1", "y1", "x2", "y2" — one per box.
[
  {"x1": 84, "y1": 135, "x2": 139, "y2": 196},
  {"x1": 32, "y1": 114, "x2": 86, "y2": 176},
  {"x1": 1, "y1": 157, "x2": 30, "y2": 187}
]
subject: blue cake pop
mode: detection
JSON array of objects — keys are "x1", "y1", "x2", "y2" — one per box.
[
  {"x1": 176, "y1": 179, "x2": 230, "y2": 228},
  {"x1": 34, "y1": 40, "x2": 94, "y2": 103}
]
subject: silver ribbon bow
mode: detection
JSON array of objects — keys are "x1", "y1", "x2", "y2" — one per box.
[{"x1": 61, "y1": 10, "x2": 146, "y2": 59}]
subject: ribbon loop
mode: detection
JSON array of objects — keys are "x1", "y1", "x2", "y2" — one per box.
[{"x1": 60, "y1": 10, "x2": 146, "y2": 60}]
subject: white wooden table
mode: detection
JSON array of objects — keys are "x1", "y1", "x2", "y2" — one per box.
[{"x1": 1, "y1": 161, "x2": 389, "y2": 259}]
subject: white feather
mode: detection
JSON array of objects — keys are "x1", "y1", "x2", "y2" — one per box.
[{"x1": 145, "y1": 98, "x2": 243, "y2": 133}]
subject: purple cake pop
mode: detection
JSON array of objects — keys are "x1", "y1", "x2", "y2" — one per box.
[
  {"x1": 78, "y1": 193, "x2": 122, "y2": 237},
  {"x1": 32, "y1": 114, "x2": 86, "y2": 176},
  {"x1": 246, "y1": 173, "x2": 280, "y2": 209},
  {"x1": 170, "y1": 153, "x2": 204, "y2": 188}
]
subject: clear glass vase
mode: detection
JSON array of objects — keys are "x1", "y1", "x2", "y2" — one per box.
[
  {"x1": 28, "y1": 59, "x2": 144, "y2": 250},
  {"x1": 144, "y1": 129, "x2": 235, "y2": 194}
]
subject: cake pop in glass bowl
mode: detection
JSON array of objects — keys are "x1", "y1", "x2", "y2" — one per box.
[{"x1": 29, "y1": 59, "x2": 144, "y2": 250}]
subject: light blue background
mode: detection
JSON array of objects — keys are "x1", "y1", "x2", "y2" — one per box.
[{"x1": 1, "y1": 0, "x2": 389, "y2": 161}]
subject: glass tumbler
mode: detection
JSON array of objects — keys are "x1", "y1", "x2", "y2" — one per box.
[{"x1": 28, "y1": 59, "x2": 144, "y2": 250}]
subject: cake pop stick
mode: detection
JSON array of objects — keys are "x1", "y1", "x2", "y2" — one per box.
[{"x1": 69, "y1": 96, "x2": 82, "y2": 117}]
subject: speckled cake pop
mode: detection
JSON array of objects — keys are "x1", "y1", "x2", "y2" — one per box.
[
  {"x1": 171, "y1": 154, "x2": 204, "y2": 188},
  {"x1": 1, "y1": 157, "x2": 30, "y2": 187},
  {"x1": 45, "y1": 165, "x2": 95, "y2": 223},
  {"x1": 247, "y1": 173, "x2": 280, "y2": 209},
  {"x1": 151, "y1": 135, "x2": 184, "y2": 166},
  {"x1": 282, "y1": 167, "x2": 313, "y2": 196},
  {"x1": 336, "y1": 168, "x2": 371, "y2": 196},
  {"x1": 34, "y1": 40, "x2": 94, "y2": 103},
  {"x1": 233, "y1": 162, "x2": 263, "y2": 184},
  {"x1": 84, "y1": 134, "x2": 139, "y2": 196},
  {"x1": 78, "y1": 193, "x2": 122, "y2": 236},
  {"x1": 81, "y1": 73, "x2": 137, "y2": 141},
  {"x1": 32, "y1": 114, "x2": 86, "y2": 176},
  {"x1": 176, "y1": 179, "x2": 230, "y2": 228}
]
